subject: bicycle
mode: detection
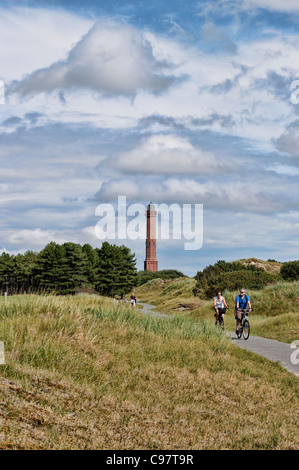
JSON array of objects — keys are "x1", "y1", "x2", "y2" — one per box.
[
  {"x1": 214, "y1": 307, "x2": 229, "y2": 329},
  {"x1": 235, "y1": 308, "x2": 251, "y2": 340}
]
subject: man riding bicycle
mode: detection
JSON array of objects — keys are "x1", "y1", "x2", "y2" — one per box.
[{"x1": 235, "y1": 288, "x2": 252, "y2": 334}]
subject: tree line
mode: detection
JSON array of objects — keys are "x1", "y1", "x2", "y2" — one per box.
[{"x1": 0, "y1": 241, "x2": 137, "y2": 297}]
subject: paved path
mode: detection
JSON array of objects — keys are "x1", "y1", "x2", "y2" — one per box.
[
  {"x1": 138, "y1": 301, "x2": 170, "y2": 319},
  {"x1": 228, "y1": 333, "x2": 299, "y2": 376},
  {"x1": 138, "y1": 302, "x2": 299, "y2": 377}
]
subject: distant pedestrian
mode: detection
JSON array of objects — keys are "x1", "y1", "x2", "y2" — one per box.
[{"x1": 130, "y1": 293, "x2": 137, "y2": 308}]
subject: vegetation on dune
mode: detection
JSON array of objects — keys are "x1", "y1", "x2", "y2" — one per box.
[
  {"x1": 137, "y1": 269, "x2": 186, "y2": 286},
  {"x1": 241, "y1": 258, "x2": 282, "y2": 274},
  {"x1": 193, "y1": 260, "x2": 280, "y2": 299},
  {"x1": 0, "y1": 294, "x2": 298, "y2": 450},
  {"x1": 281, "y1": 260, "x2": 299, "y2": 281},
  {"x1": 136, "y1": 277, "x2": 201, "y2": 312}
]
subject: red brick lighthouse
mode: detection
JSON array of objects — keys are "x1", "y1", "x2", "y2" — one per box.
[{"x1": 144, "y1": 202, "x2": 158, "y2": 272}]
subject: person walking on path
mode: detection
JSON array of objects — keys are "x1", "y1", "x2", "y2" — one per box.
[{"x1": 130, "y1": 293, "x2": 137, "y2": 308}]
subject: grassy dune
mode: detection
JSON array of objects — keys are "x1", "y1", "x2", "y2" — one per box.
[
  {"x1": 0, "y1": 294, "x2": 298, "y2": 449},
  {"x1": 240, "y1": 258, "x2": 282, "y2": 274},
  {"x1": 136, "y1": 279, "x2": 299, "y2": 343},
  {"x1": 136, "y1": 277, "x2": 199, "y2": 311}
]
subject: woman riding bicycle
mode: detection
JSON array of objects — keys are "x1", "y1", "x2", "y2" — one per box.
[{"x1": 214, "y1": 291, "x2": 228, "y2": 325}]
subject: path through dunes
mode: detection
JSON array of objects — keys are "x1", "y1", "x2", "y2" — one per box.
[{"x1": 139, "y1": 302, "x2": 299, "y2": 377}]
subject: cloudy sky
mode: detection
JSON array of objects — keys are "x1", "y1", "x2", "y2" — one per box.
[{"x1": 1, "y1": 0, "x2": 299, "y2": 275}]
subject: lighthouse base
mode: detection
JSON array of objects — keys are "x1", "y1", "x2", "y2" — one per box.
[{"x1": 144, "y1": 260, "x2": 158, "y2": 272}]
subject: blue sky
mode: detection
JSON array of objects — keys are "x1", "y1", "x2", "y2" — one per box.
[{"x1": 0, "y1": 0, "x2": 299, "y2": 275}]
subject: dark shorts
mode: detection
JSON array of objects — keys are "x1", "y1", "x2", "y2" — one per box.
[{"x1": 215, "y1": 308, "x2": 226, "y2": 315}]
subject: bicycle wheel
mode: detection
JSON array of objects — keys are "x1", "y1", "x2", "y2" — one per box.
[
  {"x1": 243, "y1": 320, "x2": 250, "y2": 340},
  {"x1": 236, "y1": 326, "x2": 242, "y2": 339}
]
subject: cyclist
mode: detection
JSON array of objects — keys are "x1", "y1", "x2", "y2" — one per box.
[
  {"x1": 214, "y1": 291, "x2": 229, "y2": 325},
  {"x1": 235, "y1": 288, "x2": 252, "y2": 334}
]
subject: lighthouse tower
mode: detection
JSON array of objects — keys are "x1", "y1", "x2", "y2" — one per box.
[{"x1": 144, "y1": 202, "x2": 158, "y2": 272}]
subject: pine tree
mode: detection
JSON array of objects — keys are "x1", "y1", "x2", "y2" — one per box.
[
  {"x1": 35, "y1": 242, "x2": 65, "y2": 293},
  {"x1": 95, "y1": 242, "x2": 137, "y2": 297},
  {"x1": 82, "y1": 243, "x2": 98, "y2": 286},
  {"x1": 95, "y1": 242, "x2": 115, "y2": 296},
  {"x1": 60, "y1": 243, "x2": 89, "y2": 294},
  {"x1": 0, "y1": 252, "x2": 13, "y2": 294},
  {"x1": 117, "y1": 245, "x2": 137, "y2": 298},
  {"x1": 22, "y1": 251, "x2": 38, "y2": 292}
]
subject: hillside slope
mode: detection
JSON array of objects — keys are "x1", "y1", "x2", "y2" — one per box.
[
  {"x1": 0, "y1": 294, "x2": 298, "y2": 449},
  {"x1": 136, "y1": 277, "x2": 200, "y2": 312},
  {"x1": 239, "y1": 258, "x2": 282, "y2": 274}
]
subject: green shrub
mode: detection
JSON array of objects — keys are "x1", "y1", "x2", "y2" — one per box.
[
  {"x1": 193, "y1": 260, "x2": 279, "y2": 299},
  {"x1": 137, "y1": 269, "x2": 185, "y2": 286},
  {"x1": 281, "y1": 261, "x2": 299, "y2": 281}
]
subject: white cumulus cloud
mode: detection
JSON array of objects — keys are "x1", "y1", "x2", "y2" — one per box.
[
  {"x1": 110, "y1": 134, "x2": 234, "y2": 174},
  {"x1": 9, "y1": 20, "x2": 178, "y2": 98}
]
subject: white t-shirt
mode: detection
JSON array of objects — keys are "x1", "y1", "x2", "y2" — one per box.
[{"x1": 214, "y1": 296, "x2": 224, "y2": 309}]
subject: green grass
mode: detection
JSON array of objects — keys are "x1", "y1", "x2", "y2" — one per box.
[{"x1": 0, "y1": 294, "x2": 298, "y2": 449}]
